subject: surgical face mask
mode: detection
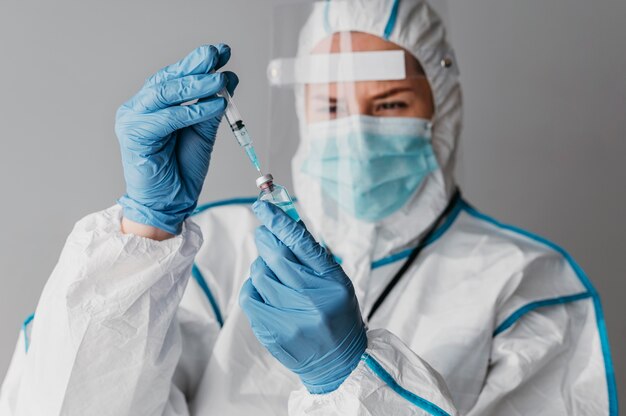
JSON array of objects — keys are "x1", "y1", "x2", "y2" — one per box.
[{"x1": 301, "y1": 115, "x2": 439, "y2": 222}]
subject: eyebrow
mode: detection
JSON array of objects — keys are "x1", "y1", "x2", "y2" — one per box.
[
  {"x1": 310, "y1": 86, "x2": 416, "y2": 102},
  {"x1": 371, "y1": 86, "x2": 416, "y2": 100}
]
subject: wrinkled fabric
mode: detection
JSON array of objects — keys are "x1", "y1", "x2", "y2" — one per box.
[
  {"x1": 0, "y1": 202, "x2": 613, "y2": 415},
  {"x1": 1, "y1": 206, "x2": 203, "y2": 415},
  {"x1": 0, "y1": 0, "x2": 614, "y2": 415}
]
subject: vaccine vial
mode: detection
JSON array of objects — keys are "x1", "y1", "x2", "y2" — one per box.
[{"x1": 256, "y1": 173, "x2": 301, "y2": 222}]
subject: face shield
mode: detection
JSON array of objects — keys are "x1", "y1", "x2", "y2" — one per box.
[{"x1": 267, "y1": 1, "x2": 444, "y2": 233}]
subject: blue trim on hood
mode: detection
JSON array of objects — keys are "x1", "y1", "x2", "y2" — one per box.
[
  {"x1": 383, "y1": 0, "x2": 401, "y2": 40},
  {"x1": 22, "y1": 313, "x2": 35, "y2": 353}
]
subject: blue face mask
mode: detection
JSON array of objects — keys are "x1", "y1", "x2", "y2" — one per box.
[{"x1": 301, "y1": 115, "x2": 439, "y2": 222}]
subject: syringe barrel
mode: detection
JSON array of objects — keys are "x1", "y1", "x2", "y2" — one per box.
[
  {"x1": 216, "y1": 86, "x2": 260, "y2": 171},
  {"x1": 234, "y1": 127, "x2": 253, "y2": 147},
  {"x1": 217, "y1": 88, "x2": 243, "y2": 128}
]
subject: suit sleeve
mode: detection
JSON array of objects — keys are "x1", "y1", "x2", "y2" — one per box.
[
  {"x1": 466, "y1": 294, "x2": 613, "y2": 415},
  {"x1": 289, "y1": 328, "x2": 459, "y2": 416},
  {"x1": 0, "y1": 205, "x2": 217, "y2": 416}
]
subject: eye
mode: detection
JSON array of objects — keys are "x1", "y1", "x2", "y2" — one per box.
[
  {"x1": 319, "y1": 101, "x2": 347, "y2": 115},
  {"x1": 317, "y1": 104, "x2": 337, "y2": 113},
  {"x1": 375, "y1": 101, "x2": 409, "y2": 112}
]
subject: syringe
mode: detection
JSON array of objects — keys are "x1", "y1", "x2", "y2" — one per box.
[{"x1": 216, "y1": 88, "x2": 262, "y2": 173}]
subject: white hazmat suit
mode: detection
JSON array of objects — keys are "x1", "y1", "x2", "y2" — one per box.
[{"x1": 0, "y1": 0, "x2": 617, "y2": 415}]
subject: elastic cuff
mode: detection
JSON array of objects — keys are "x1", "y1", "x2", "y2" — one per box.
[{"x1": 118, "y1": 196, "x2": 183, "y2": 235}]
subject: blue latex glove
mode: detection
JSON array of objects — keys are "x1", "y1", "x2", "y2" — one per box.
[
  {"x1": 116, "y1": 44, "x2": 238, "y2": 234},
  {"x1": 240, "y1": 201, "x2": 368, "y2": 394}
]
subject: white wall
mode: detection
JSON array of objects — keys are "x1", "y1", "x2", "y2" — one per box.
[{"x1": 1, "y1": 0, "x2": 624, "y2": 405}]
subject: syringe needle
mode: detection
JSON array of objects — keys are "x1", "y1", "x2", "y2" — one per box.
[{"x1": 244, "y1": 144, "x2": 262, "y2": 173}]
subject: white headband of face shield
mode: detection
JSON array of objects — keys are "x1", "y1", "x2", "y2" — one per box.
[{"x1": 267, "y1": 50, "x2": 406, "y2": 86}]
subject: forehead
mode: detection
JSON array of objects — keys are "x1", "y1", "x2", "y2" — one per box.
[
  {"x1": 306, "y1": 78, "x2": 426, "y2": 99},
  {"x1": 310, "y1": 31, "x2": 424, "y2": 77}
]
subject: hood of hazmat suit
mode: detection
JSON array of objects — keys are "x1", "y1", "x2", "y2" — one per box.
[{"x1": 266, "y1": 0, "x2": 462, "y2": 306}]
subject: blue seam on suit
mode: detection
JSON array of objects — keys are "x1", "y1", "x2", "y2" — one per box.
[
  {"x1": 461, "y1": 200, "x2": 618, "y2": 415},
  {"x1": 362, "y1": 353, "x2": 451, "y2": 416}
]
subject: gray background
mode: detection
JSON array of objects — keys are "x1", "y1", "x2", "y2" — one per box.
[{"x1": 1, "y1": 0, "x2": 624, "y2": 406}]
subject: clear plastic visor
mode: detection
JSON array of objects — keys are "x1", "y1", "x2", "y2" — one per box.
[{"x1": 267, "y1": 2, "x2": 439, "y2": 228}]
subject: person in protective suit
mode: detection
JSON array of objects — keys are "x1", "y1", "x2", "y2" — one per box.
[{"x1": 0, "y1": 1, "x2": 617, "y2": 415}]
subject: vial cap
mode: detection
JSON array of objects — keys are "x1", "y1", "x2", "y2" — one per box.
[{"x1": 256, "y1": 173, "x2": 274, "y2": 188}]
